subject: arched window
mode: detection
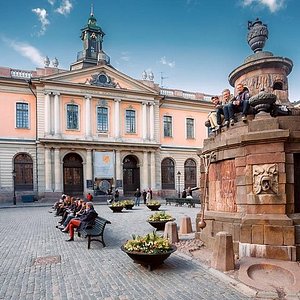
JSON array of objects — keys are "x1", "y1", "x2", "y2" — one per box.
[
  {"x1": 161, "y1": 158, "x2": 175, "y2": 189},
  {"x1": 273, "y1": 82, "x2": 283, "y2": 91},
  {"x1": 14, "y1": 153, "x2": 33, "y2": 191},
  {"x1": 184, "y1": 158, "x2": 197, "y2": 189}
]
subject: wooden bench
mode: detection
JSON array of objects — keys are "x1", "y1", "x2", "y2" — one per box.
[
  {"x1": 78, "y1": 216, "x2": 111, "y2": 249},
  {"x1": 165, "y1": 198, "x2": 200, "y2": 207}
]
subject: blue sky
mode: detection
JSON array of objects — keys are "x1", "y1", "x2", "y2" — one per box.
[{"x1": 1, "y1": 0, "x2": 300, "y2": 101}]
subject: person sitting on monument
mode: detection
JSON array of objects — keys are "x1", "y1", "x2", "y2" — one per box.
[
  {"x1": 227, "y1": 83, "x2": 250, "y2": 125},
  {"x1": 207, "y1": 96, "x2": 223, "y2": 132},
  {"x1": 220, "y1": 88, "x2": 236, "y2": 127}
]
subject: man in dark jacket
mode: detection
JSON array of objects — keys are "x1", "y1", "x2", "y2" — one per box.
[
  {"x1": 63, "y1": 202, "x2": 98, "y2": 241},
  {"x1": 228, "y1": 83, "x2": 250, "y2": 125}
]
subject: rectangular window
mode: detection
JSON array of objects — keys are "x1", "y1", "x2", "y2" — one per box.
[
  {"x1": 97, "y1": 107, "x2": 108, "y2": 132},
  {"x1": 163, "y1": 116, "x2": 172, "y2": 137},
  {"x1": 186, "y1": 118, "x2": 194, "y2": 139},
  {"x1": 67, "y1": 104, "x2": 78, "y2": 129},
  {"x1": 16, "y1": 103, "x2": 29, "y2": 128},
  {"x1": 126, "y1": 110, "x2": 136, "y2": 133}
]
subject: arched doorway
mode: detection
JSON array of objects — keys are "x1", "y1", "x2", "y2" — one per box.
[
  {"x1": 123, "y1": 155, "x2": 140, "y2": 195},
  {"x1": 14, "y1": 153, "x2": 33, "y2": 191},
  {"x1": 63, "y1": 153, "x2": 83, "y2": 195},
  {"x1": 161, "y1": 158, "x2": 175, "y2": 189},
  {"x1": 184, "y1": 158, "x2": 197, "y2": 189}
]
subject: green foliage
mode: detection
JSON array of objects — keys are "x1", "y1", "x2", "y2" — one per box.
[
  {"x1": 148, "y1": 211, "x2": 174, "y2": 222},
  {"x1": 121, "y1": 200, "x2": 134, "y2": 206},
  {"x1": 111, "y1": 202, "x2": 124, "y2": 207},
  {"x1": 123, "y1": 231, "x2": 172, "y2": 254},
  {"x1": 147, "y1": 200, "x2": 160, "y2": 206}
]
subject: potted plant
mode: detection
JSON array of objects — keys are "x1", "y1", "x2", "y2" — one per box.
[
  {"x1": 147, "y1": 211, "x2": 175, "y2": 231},
  {"x1": 109, "y1": 201, "x2": 124, "y2": 213},
  {"x1": 146, "y1": 200, "x2": 161, "y2": 211},
  {"x1": 122, "y1": 200, "x2": 135, "y2": 210},
  {"x1": 121, "y1": 231, "x2": 177, "y2": 270}
]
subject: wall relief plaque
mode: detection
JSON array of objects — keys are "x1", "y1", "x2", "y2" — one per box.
[{"x1": 253, "y1": 164, "x2": 278, "y2": 194}]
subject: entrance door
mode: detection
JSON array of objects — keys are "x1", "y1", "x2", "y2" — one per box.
[
  {"x1": 63, "y1": 153, "x2": 83, "y2": 195},
  {"x1": 123, "y1": 155, "x2": 140, "y2": 195}
]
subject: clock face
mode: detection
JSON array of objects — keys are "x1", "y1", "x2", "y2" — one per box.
[{"x1": 91, "y1": 32, "x2": 96, "y2": 39}]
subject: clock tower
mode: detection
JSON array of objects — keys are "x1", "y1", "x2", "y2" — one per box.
[{"x1": 71, "y1": 6, "x2": 110, "y2": 70}]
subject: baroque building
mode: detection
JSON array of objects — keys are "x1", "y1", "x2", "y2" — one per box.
[{"x1": 0, "y1": 11, "x2": 213, "y2": 202}]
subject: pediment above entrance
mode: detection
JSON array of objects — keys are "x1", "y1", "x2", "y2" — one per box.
[{"x1": 39, "y1": 64, "x2": 158, "y2": 94}]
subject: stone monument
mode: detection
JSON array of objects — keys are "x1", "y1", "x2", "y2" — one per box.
[{"x1": 196, "y1": 19, "x2": 300, "y2": 262}]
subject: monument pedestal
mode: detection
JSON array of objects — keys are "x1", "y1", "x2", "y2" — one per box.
[{"x1": 197, "y1": 115, "x2": 299, "y2": 261}]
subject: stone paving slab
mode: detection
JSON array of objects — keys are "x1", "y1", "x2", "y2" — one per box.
[{"x1": 0, "y1": 203, "x2": 254, "y2": 300}]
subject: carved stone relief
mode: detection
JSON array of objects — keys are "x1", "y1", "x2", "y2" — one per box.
[
  {"x1": 241, "y1": 74, "x2": 287, "y2": 95},
  {"x1": 253, "y1": 164, "x2": 278, "y2": 195}
]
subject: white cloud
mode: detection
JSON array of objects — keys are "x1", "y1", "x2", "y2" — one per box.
[
  {"x1": 120, "y1": 51, "x2": 130, "y2": 62},
  {"x1": 55, "y1": 0, "x2": 73, "y2": 15},
  {"x1": 3, "y1": 38, "x2": 44, "y2": 67},
  {"x1": 48, "y1": 0, "x2": 55, "y2": 5},
  {"x1": 160, "y1": 56, "x2": 175, "y2": 68},
  {"x1": 242, "y1": 0, "x2": 286, "y2": 12},
  {"x1": 32, "y1": 8, "x2": 50, "y2": 35}
]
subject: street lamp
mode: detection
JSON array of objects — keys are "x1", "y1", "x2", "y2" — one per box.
[
  {"x1": 177, "y1": 171, "x2": 181, "y2": 198},
  {"x1": 12, "y1": 169, "x2": 16, "y2": 205}
]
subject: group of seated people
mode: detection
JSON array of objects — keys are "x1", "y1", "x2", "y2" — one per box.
[
  {"x1": 52, "y1": 194, "x2": 98, "y2": 242},
  {"x1": 207, "y1": 83, "x2": 252, "y2": 132}
]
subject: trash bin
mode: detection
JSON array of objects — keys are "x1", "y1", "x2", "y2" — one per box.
[{"x1": 21, "y1": 195, "x2": 34, "y2": 203}]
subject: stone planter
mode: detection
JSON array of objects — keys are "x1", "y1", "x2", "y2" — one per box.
[
  {"x1": 109, "y1": 205, "x2": 124, "y2": 213},
  {"x1": 147, "y1": 219, "x2": 175, "y2": 231},
  {"x1": 146, "y1": 204, "x2": 161, "y2": 211},
  {"x1": 249, "y1": 91, "x2": 277, "y2": 114},
  {"x1": 121, "y1": 245, "x2": 177, "y2": 271},
  {"x1": 124, "y1": 204, "x2": 134, "y2": 210}
]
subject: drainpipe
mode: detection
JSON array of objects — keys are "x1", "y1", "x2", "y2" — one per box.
[{"x1": 26, "y1": 79, "x2": 39, "y2": 199}]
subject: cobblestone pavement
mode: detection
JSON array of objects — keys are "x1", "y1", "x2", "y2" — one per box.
[{"x1": 0, "y1": 202, "x2": 254, "y2": 300}]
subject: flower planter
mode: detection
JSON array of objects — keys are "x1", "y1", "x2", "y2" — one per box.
[
  {"x1": 146, "y1": 204, "x2": 161, "y2": 211},
  {"x1": 121, "y1": 245, "x2": 177, "y2": 271},
  {"x1": 124, "y1": 204, "x2": 134, "y2": 210},
  {"x1": 147, "y1": 219, "x2": 175, "y2": 231},
  {"x1": 109, "y1": 205, "x2": 124, "y2": 213}
]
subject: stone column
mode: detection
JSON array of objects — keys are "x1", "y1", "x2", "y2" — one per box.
[
  {"x1": 142, "y1": 151, "x2": 149, "y2": 190},
  {"x1": 149, "y1": 102, "x2": 155, "y2": 141},
  {"x1": 86, "y1": 149, "x2": 93, "y2": 182},
  {"x1": 116, "y1": 150, "x2": 121, "y2": 181},
  {"x1": 44, "y1": 92, "x2": 51, "y2": 136},
  {"x1": 85, "y1": 95, "x2": 92, "y2": 139},
  {"x1": 54, "y1": 148, "x2": 62, "y2": 192},
  {"x1": 142, "y1": 101, "x2": 148, "y2": 140},
  {"x1": 53, "y1": 92, "x2": 60, "y2": 137},
  {"x1": 114, "y1": 98, "x2": 121, "y2": 138},
  {"x1": 150, "y1": 151, "x2": 156, "y2": 190},
  {"x1": 44, "y1": 147, "x2": 52, "y2": 191}
]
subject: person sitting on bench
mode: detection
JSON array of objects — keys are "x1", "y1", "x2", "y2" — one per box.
[{"x1": 62, "y1": 202, "x2": 98, "y2": 242}]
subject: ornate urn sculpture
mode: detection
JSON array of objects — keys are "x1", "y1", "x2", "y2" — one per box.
[
  {"x1": 247, "y1": 18, "x2": 268, "y2": 53},
  {"x1": 249, "y1": 89, "x2": 277, "y2": 114}
]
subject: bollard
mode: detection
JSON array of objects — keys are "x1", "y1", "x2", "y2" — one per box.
[
  {"x1": 179, "y1": 215, "x2": 192, "y2": 234},
  {"x1": 211, "y1": 231, "x2": 234, "y2": 271},
  {"x1": 164, "y1": 221, "x2": 179, "y2": 243}
]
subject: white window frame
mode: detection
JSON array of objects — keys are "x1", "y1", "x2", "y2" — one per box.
[
  {"x1": 15, "y1": 101, "x2": 30, "y2": 129},
  {"x1": 185, "y1": 117, "x2": 195, "y2": 139},
  {"x1": 96, "y1": 106, "x2": 109, "y2": 133},
  {"x1": 163, "y1": 115, "x2": 173, "y2": 137},
  {"x1": 125, "y1": 109, "x2": 137, "y2": 134},
  {"x1": 65, "y1": 103, "x2": 80, "y2": 131}
]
